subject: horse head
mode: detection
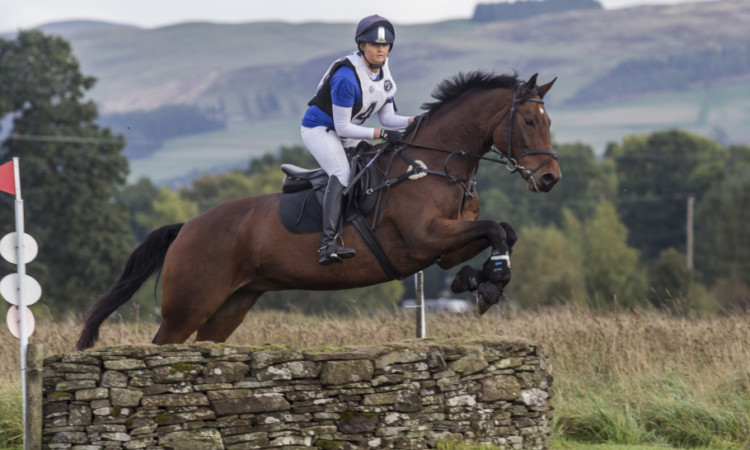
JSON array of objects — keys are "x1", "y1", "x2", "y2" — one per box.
[{"x1": 489, "y1": 73, "x2": 561, "y2": 193}]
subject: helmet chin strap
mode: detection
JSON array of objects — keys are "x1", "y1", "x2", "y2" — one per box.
[{"x1": 358, "y1": 49, "x2": 385, "y2": 70}]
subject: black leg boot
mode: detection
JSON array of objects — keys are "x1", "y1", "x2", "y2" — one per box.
[{"x1": 318, "y1": 177, "x2": 356, "y2": 265}]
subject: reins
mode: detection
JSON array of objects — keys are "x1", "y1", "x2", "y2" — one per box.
[
  {"x1": 352, "y1": 83, "x2": 557, "y2": 228},
  {"x1": 370, "y1": 84, "x2": 557, "y2": 187}
]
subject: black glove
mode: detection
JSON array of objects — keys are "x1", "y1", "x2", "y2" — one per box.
[{"x1": 380, "y1": 129, "x2": 403, "y2": 144}]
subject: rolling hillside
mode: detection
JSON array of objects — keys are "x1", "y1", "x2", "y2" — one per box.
[{"x1": 12, "y1": 0, "x2": 750, "y2": 184}]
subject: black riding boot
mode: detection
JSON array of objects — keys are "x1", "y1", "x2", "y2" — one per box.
[{"x1": 318, "y1": 177, "x2": 356, "y2": 265}]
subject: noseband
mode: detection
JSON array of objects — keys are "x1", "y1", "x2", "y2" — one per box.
[{"x1": 487, "y1": 88, "x2": 557, "y2": 190}]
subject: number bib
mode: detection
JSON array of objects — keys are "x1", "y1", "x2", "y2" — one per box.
[{"x1": 344, "y1": 53, "x2": 397, "y2": 124}]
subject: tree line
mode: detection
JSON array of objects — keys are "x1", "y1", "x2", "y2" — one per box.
[{"x1": 2, "y1": 31, "x2": 748, "y2": 321}]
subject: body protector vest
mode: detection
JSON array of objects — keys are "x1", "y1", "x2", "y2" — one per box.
[{"x1": 308, "y1": 52, "x2": 398, "y2": 126}]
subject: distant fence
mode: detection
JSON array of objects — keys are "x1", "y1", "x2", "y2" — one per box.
[{"x1": 40, "y1": 336, "x2": 553, "y2": 449}]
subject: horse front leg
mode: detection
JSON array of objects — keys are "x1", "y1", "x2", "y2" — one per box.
[
  {"x1": 436, "y1": 221, "x2": 517, "y2": 269},
  {"x1": 452, "y1": 252, "x2": 512, "y2": 315},
  {"x1": 432, "y1": 222, "x2": 518, "y2": 315},
  {"x1": 412, "y1": 218, "x2": 511, "y2": 259}
]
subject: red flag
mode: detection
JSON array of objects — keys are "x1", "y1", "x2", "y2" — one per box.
[{"x1": 0, "y1": 161, "x2": 15, "y2": 195}]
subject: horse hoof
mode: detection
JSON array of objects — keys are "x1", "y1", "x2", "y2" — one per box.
[
  {"x1": 451, "y1": 266, "x2": 478, "y2": 293},
  {"x1": 477, "y1": 282, "x2": 504, "y2": 315},
  {"x1": 477, "y1": 295, "x2": 493, "y2": 315}
]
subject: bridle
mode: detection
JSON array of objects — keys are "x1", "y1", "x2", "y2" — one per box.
[
  {"x1": 486, "y1": 87, "x2": 558, "y2": 191},
  {"x1": 349, "y1": 83, "x2": 558, "y2": 227},
  {"x1": 390, "y1": 84, "x2": 557, "y2": 191}
]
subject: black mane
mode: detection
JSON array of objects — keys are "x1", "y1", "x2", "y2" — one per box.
[{"x1": 420, "y1": 71, "x2": 521, "y2": 116}]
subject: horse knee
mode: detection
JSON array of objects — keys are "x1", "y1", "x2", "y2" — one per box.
[
  {"x1": 486, "y1": 222, "x2": 509, "y2": 252},
  {"x1": 499, "y1": 222, "x2": 517, "y2": 250}
]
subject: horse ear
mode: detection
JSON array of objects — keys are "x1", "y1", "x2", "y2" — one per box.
[
  {"x1": 537, "y1": 77, "x2": 557, "y2": 99},
  {"x1": 522, "y1": 73, "x2": 539, "y2": 97}
]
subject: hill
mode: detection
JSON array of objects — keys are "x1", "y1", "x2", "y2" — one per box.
[
  {"x1": 15, "y1": 0, "x2": 750, "y2": 184},
  {"x1": 472, "y1": 0, "x2": 603, "y2": 22}
]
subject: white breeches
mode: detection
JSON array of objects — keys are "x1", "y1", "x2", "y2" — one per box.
[{"x1": 301, "y1": 126, "x2": 352, "y2": 187}]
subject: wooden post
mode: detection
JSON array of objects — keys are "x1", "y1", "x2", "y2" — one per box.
[
  {"x1": 686, "y1": 194, "x2": 694, "y2": 270},
  {"x1": 415, "y1": 271, "x2": 425, "y2": 338},
  {"x1": 25, "y1": 343, "x2": 43, "y2": 450}
]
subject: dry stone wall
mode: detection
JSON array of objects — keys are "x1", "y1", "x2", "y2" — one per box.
[{"x1": 42, "y1": 336, "x2": 553, "y2": 449}]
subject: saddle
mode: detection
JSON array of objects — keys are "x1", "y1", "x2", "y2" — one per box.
[
  {"x1": 278, "y1": 150, "x2": 378, "y2": 234},
  {"x1": 278, "y1": 143, "x2": 404, "y2": 280}
]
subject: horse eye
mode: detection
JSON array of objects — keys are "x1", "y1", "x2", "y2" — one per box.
[{"x1": 523, "y1": 118, "x2": 534, "y2": 126}]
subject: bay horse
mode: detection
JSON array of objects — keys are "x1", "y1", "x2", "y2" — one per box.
[{"x1": 76, "y1": 71, "x2": 560, "y2": 350}]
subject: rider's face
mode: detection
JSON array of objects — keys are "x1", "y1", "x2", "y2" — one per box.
[{"x1": 360, "y1": 42, "x2": 389, "y2": 68}]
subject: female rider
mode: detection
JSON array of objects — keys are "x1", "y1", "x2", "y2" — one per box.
[{"x1": 301, "y1": 14, "x2": 414, "y2": 265}]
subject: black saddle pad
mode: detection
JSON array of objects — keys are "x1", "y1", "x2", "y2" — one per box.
[
  {"x1": 280, "y1": 187, "x2": 326, "y2": 234},
  {"x1": 279, "y1": 164, "x2": 379, "y2": 235}
]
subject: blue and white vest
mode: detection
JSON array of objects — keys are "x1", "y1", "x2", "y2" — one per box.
[{"x1": 307, "y1": 51, "x2": 397, "y2": 124}]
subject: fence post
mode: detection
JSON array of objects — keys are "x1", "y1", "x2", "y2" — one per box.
[
  {"x1": 686, "y1": 194, "x2": 694, "y2": 270},
  {"x1": 415, "y1": 271, "x2": 425, "y2": 338},
  {"x1": 25, "y1": 343, "x2": 43, "y2": 450}
]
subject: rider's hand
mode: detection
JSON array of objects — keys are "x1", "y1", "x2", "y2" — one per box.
[{"x1": 380, "y1": 129, "x2": 403, "y2": 144}]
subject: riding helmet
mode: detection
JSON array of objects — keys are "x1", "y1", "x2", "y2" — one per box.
[{"x1": 355, "y1": 14, "x2": 395, "y2": 50}]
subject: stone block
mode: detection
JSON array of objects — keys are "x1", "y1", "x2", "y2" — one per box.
[
  {"x1": 479, "y1": 375, "x2": 522, "y2": 402},
  {"x1": 61, "y1": 354, "x2": 101, "y2": 366},
  {"x1": 212, "y1": 394, "x2": 291, "y2": 416},
  {"x1": 520, "y1": 388, "x2": 549, "y2": 408},
  {"x1": 51, "y1": 363, "x2": 101, "y2": 374},
  {"x1": 153, "y1": 364, "x2": 201, "y2": 383},
  {"x1": 159, "y1": 428, "x2": 223, "y2": 450},
  {"x1": 102, "y1": 370, "x2": 129, "y2": 388},
  {"x1": 68, "y1": 404, "x2": 92, "y2": 426},
  {"x1": 375, "y1": 349, "x2": 427, "y2": 370},
  {"x1": 55, "y1": 380, "x2": 97, "y2": 392},
  {"x1": 320, "y1": 360, "x2": 374, "y2": 385},
  {"x1": 75, "y1": 388, "x2": 109, "y2": 401},
  {"x1": 103, "y1": 359, "x2": 148, "y2": 371},
  {"x1": 250, "y1": 347, "x2": 303, "y2": 369},
  {"x1": 197, "y1": 361, "x2": 249, "y2": 384},
  {"x1": 110, "y1": 388, "x2": 144, "y2": 407},
  {"x1": 145, "y1": 353, "x2": 205, "y2": 368},
  {"x1": 496, "y1": 357, "x2": 525, "y2": 369},
  {"x1": 140, "y1": 392, "x2": 209, "y2": 408},
  {"x1": 449, "y1": 354, "x2": 489, "y2": 375},
  {"x1": 256, "y1": 360, "x2": 320, "y2": 381}
]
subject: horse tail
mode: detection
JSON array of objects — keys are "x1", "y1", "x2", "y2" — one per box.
[{"x1": 76, "y1": 223, "x2": 184, "y2": 350}]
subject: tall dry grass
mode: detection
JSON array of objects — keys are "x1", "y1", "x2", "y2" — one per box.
[{"x1": 1, "y1": 306, "x2": 748, "y2": 448}]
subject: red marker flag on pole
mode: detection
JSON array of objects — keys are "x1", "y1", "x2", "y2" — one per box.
[{"x1": 0, "y1": 161, "x2": 15, "y2": 195}]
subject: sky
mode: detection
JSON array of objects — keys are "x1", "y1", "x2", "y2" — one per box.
[{"x1": 0, "y1": 0, "x2": 714, "y2": 32}]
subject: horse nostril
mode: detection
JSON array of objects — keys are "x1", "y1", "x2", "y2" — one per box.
[{"x1": 540, "y1": 173, "x2": 559, "y2": 190}]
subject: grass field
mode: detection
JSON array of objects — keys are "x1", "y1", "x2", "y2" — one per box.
[{"x1": 1, "y1": 306, "x2": 748, "y2": 449}]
